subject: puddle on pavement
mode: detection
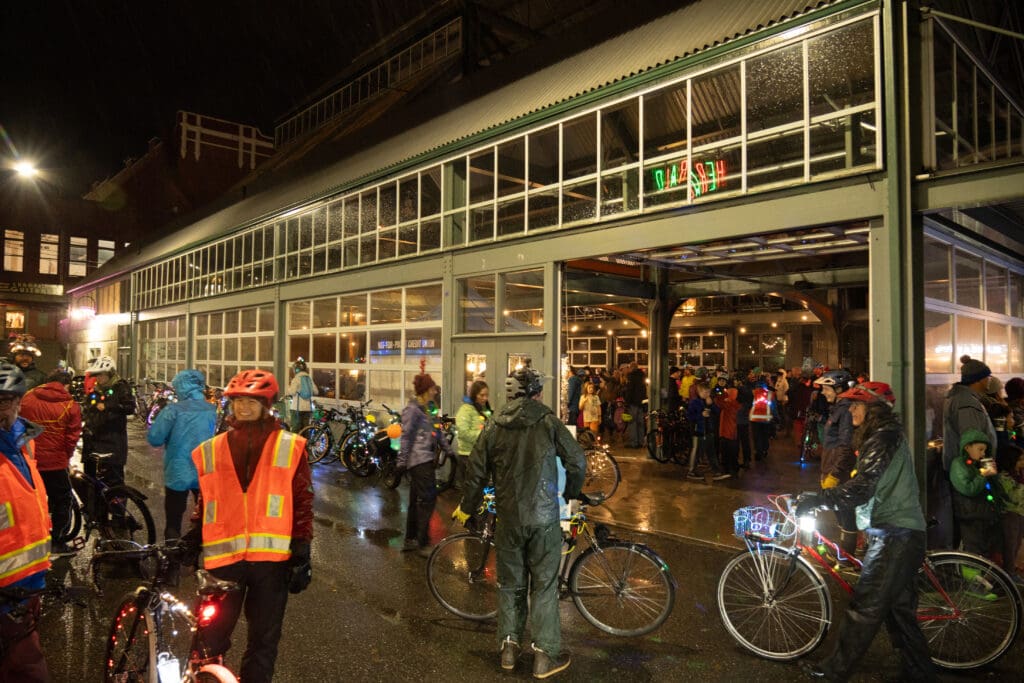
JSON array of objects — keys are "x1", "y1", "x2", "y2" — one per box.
[{"x1": 313, "y1": 515, "x2": 400, "y2": 547}]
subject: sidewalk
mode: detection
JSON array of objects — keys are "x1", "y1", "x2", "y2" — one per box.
[{"x1": 588, "y1": 432, "x2": 822, "y2": 550}]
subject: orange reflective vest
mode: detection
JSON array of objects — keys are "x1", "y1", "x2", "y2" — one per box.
[
  {"x1": 0, "y1": 441, "x2": 52, "y2": 587},
  {"x1": 749, "y1": 387, "x2": 775, "y2": 423},
  {"x1": 192, "y1": 430, "x2": 304, "y2": 569}
]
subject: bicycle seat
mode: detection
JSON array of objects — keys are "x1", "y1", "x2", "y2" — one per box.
[
  {"x1": 88, "y1": 452, "x2": 115, "y2": 461},
  {"x1": 197, "y1": 570, "x2": 241, "y2": 595}
]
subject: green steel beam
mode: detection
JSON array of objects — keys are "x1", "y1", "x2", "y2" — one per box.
[{"x1": 914, "y1": 163, "x2": 1024, "y2": 212}]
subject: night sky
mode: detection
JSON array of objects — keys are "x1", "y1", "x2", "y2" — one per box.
[{"x1": 1, "y1": 1, "x2": 436, "y2": 193}]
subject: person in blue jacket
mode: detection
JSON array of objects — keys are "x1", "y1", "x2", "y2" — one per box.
[{"x1": 146, "y1": 369, "x2": 216, "y2": 542}]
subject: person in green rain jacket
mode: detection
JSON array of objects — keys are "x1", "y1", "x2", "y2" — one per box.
[
  {"x1": 949, "y1": 428, "x2": 1001, "y2": 556},
  {"x1": 456, "y1": 368, "x2": 585, "y2": 679}
]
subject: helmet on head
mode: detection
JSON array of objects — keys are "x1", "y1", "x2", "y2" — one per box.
[
  {"x1": 838, "y1": 381, "x2": 896, "y2": 407},
  {"x1": 86, "y1": 356, "x2": 116, "y2": 376},
  {"x1": 694, "y1": 367, "x2": 709, "y2": 380},
  {"x1": 505, "y1": 367, "x2": 546, "y2": 400},
  {"x1": 293, "y1": 357, "x2": 307, "y2": 372},
  {"x1": 8, "y1": 334, "x2": 41, "y2": 358},
  {"x1": 224, "y1": 369, "x2": 279, "y2": 403},
  {"x1": 0, "y1": 363, "x2": 28, "y2": 396},
  {"x1": 814, "y1": 369, "x2": 854, "y2": 389}
]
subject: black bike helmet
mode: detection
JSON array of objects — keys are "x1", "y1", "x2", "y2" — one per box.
[
  {"x1": 0, "y1": 363, "x2": 28, "y2": 396},
  {"x1": 813, "y1": 368, "x2": 854, "y2": 389},
  {"x1": 505, "y1": 367, "x2": 546, "y2": 399}
]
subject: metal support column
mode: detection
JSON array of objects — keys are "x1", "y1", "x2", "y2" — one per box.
[{"x1": 647, "y1": 266, "x2": 673, "y2": 411}]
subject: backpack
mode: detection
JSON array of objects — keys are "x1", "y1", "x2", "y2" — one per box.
[{"x1": 298, "y1": 374, "x2": 314, "y2": 401}]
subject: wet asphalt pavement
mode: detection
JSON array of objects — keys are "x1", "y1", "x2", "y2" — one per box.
[{"x1": 37, "y1": 420, "x2": 1021, "y2": 682}]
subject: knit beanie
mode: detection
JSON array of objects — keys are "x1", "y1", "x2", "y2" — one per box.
[
  {"x1": 959, "y1": 355, "x2": 991, "y2": 385},
  {"x1": 412, "y1": 359, "x2": 436, "y2": 396}
]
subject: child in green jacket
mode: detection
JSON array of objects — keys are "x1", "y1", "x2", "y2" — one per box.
[
  {"x1": 995, "y1": 444, "x2": 1024, "y2": 585},
  {"x1": 949, "y1": 428, "x2": 1001, "y2": 557}
]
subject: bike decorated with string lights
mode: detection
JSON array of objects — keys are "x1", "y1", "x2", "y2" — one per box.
[{"x1": 717, "y1": 494, "x2": 1022, "y2": 670}]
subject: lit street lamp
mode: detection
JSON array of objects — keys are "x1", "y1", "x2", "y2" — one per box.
[{"x1": 13, "y1": 160, "x2": 38, "y2": 178}]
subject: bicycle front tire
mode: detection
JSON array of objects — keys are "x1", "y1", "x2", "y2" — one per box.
[
  {"x1": 584, "y1": 449, "x2": 621, "y2": 500},
  {"x1": 195, "y1": 664, "x2": 240, "y2": 682},
  {"x1": 300, "y1": 425, "x2": 333, "y2": 465},
  {"x1": 105, "y1": 592, "x2": 155, "y2": 681},
  {"x1": 52, "y1": 496, "x2": 83, "y2": 545},
  {"x1": 917, "y1": 550, "x2": 1022, "y2": 669},
  {"x1": 646, "y1": 429, "x2": 671, "y2": 463},
  {"x1": 427, "y1": 532, "x2": 498, "y2": 621},
  {"x1": 100, "y1": 486, "x2": 157, "y2": 546},
  {"x1": 717, "y1": 546, "x2": 830, "y2": 660},
  {"x1": 569, "y1": 541, "x2": 676, "y2": 637},
  {"x1": 342, "y1": 437, "x2": 377, "y2": 477}
]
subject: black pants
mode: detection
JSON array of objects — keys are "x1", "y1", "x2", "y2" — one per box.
[
  {"x1": 736, "y1": 423, "x2": 751, "y2": 465},
  {"x1": 751, "y1": 422, "x2": 772, "y2": 459},
  {"x1": 204, "y1": 561, "x2": 291, "y2": 683},
  {"x1": 719, "y1": 437, "x2": 738, "y2": 475},
  {"x1": 39, "y1": 469, "x2": 73, "y2": 540},
  {"x1": 405, "y1": 462, "x2": 437, "y2": 547},
  {"x1": 84, "y1": 455, "x2": 124, "y2": 489},
  {"x1": 164, "y1": 487, "x2": 198, "y2": 539},
  {"x1": 820, "y1": 527, "x2": 936, "y2": 682}
]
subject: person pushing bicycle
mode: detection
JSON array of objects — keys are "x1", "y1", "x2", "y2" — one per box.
[
  {"x1": 0, "y1": 363, "x2": 53, "y2": 681},
  {"x1": 796, "y1": 382, "x2": 936, "y2": 682},
  {"x1": 454, "y1": 367, "x2": 586, "y2": 679}
]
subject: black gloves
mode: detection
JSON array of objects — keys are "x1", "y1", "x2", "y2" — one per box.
[
  {"x1": 795, "y1": 491, "x2": 823, "y2": 517},
  {"x1": 177, "y1": 527, "x2": 202, "y2": 569},
  {"x1": 288, "y1": 540, "x2": 312, "y2": 594}
]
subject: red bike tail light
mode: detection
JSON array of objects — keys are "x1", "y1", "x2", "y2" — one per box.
[{"x1": 198, "y1": 602, "x2": 219, "y2": 627}]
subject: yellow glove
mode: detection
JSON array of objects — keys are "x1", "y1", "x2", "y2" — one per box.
[
  {"x1": 821, "y1": 474, "x2": 840, "y2": 490},
  {"x1": 452, "y1": 506, "x2": 470, "y2": 525}
]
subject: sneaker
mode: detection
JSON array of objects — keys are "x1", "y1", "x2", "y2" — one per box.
[
  {"x1": 686, "y1": 471, "x2": 702, "y2": 480},
  {"x1": 532, "y1": 645, "x2": 570, "y2": 679},
  {"x1": 401, "y1": 538, "x2": 419, "y2": 552},
  {"x1": 416, "y1": 544, "x2": 435, "y2": 558},
  {"x1": 500, "y1": 636, "x2": 521, "y2": 671},
  {"x1": 712, "y1": 472, "x2": 732, "y2": 481}
]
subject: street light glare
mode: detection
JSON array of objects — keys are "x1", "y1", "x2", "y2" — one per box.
[{"x1": 14, "y1": 161, "x2": 38, "y2": 178}]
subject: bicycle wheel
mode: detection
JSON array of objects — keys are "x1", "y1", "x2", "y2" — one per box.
[
  {"x1": 584, "y1": 449, "x2": 621, "y2": 500},
  {"x1": 105, "y1": 593, "x2": 154, "y2": 681},
  {"x1": 53, "y1": 496, "x2": 83, "y2": 545},
  {"x1": 645, "y1": 429, "x2": 671, "y2": 463},
  {"x1": 101, "y1": 486, "x2": 157, "y2": 546},
  {"x1": 342, "y1": 436, "x2": 377, "y2": 477},
  {"x1": 916, "y1": 550, "x2": 1022, "y2": 669},
  {"x1": 194, "y1": 664, "x2": 239, "y2": 682},
  {"x1": 300, "y1": 425, "x2": 333, "y2": 465},
  {"x1": 670, "y1": 427, "x2": 692, "y2": 466},
  {"x1": 717, "y1": 546, "x2": 830, "y2": 660},
  {"x1": 427, "y1": 532, "x2": 498, "y2": 621},
  {"x1": 569, "y1": 541, "x2": 676, "y2": 637}
]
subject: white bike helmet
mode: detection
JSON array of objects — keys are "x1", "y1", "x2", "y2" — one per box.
[
  {"x1": 86, "y1": 355, "x2": 116, "y2": 375},
  {"x1": 505, "y1": 367, "x2": 546, "y2": 399},
  {"x1": 0, "y1": 363, "x2": 27, "y2": 395}
]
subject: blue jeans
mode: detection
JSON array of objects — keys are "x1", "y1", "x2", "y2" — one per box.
[{"x1": 625, "y1": 404, "x2": 644, "y2": 447}]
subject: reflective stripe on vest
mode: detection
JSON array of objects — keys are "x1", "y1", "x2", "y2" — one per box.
[
  {"x1": 0, "y1": 442, "x2": 52, "y2": 587},
  {"x1": 201, "y1": 441, "x2": 216, "y2": 474},
  {"x1": 0, "y1": 502, "x2": 13, "y2": 531},
  {"x1": 204, "y1": 500, "x2": 217, "y2": 525},
  {"x1": 0, "y1": 538, "x2": 50, "y2": 581}
]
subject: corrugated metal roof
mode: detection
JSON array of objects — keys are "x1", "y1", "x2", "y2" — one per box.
[{"x1": 75, "y1": 0, "x2": 861, "y2": 291}]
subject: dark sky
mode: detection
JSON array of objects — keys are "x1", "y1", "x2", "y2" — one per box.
[{"x1": 1, "y1": 1, "x2": 435, "y2": 193}]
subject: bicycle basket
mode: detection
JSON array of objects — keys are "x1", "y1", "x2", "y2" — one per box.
[{"x1": 732, "y1": 506, "x2": 794, "y2": 541}]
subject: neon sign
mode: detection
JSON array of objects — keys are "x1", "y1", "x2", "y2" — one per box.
[{"x1": 650, "y1": 158, "x2": 728, "y2": 198}]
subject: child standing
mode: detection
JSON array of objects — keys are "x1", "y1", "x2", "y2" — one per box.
[
  {"x1": 950, "y1": 429, "x2": 1001, "y2": 558},
  {"x1": 995, "y1": 444, "x2": 1024, "y2": 584},
  {"x1": 686, "y1": 382, "x2": 727, "y2": 480},
  {"x1": 579, "y1": 381, "x2": 602, "y2": 434}
]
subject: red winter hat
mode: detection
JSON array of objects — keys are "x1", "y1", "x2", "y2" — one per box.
[{"x1": 413, "y1": 373, "x2": 436, "y2": 396}]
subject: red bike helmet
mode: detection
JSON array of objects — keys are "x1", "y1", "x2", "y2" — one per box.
[
  {"x1": 224, "y1": 369, "x2": 279, "y2": 404},
  {"x1": 838, "y1": 381, "x2": 896, "y2": 407}
]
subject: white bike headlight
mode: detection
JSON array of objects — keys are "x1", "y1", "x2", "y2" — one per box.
[{"x1": 799, "y1": 514, "x2": 816, "y2": 533}]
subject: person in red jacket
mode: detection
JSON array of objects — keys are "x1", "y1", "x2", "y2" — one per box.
[
  {"x1": 715, "y1": 387, "x2": 740, "y2": 477},
  {"x1": 186, "y1": 369, "x2": 313, "y2": 683},
  {"x1": 19, "y1": 367, "x2": 82, "y2": 556}
]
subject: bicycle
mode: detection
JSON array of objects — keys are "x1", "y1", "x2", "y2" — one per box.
[
  {"x1": 427, "y1": 490, "x2": 676, "y2": 636},
  {"x1": 577, "y1": 429, "x2": 621, "y2": 500},
  {"x1": 54, "y1": 451, "x2": 156, "y2": 548},
  {"x1": 799, "y1": 412, "x2": 823, "y2": 463},
  {"x1": 91, "y1": 539, "x2": 240, "y2": 683},
  {"x1": 299, "y1": 400, "x2": 370, "y2": 466},
  {"x1": 645, "y1": 408, "x2": 692, "y2": 465},
  {"x1": 717, "y1": 494, "x2": 1022, "y2": 670}
]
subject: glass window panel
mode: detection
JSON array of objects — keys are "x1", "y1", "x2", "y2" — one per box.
[
  {"x1": 527, "y1": 190, "x2": 559, "y2": 231},
  {"x1": 748, "y1": 128, "x2": 805, "y2": 188},
  {"x1": 955, "y1": 315, "x2": 984, "y2": 362},
  {"x1": 398, "y1": 225, "x2": 418, "y2": 256},
  {"x1": 421, "y1": 220, "x2": 441, "y2": 251},
  {"x1": 240, "y1": 337, "x2": 256, "y2": 362},
  {"x1": 378, "y1": 228, "x2": 397, "y2": 260},
  {"x1": 808, "y1": 19, "x2": 876, "y2": 117},
  {"x1": 399, "y1": 176, "x2": 418, "y2": 223},
  {"x1": 643, "y1": 81, "x2": 686, "y2": 161},
  {"x1": 761, "y1": 334, "x2": 787, "y2": 355},
  {"x1": 312, "y1": 298, "x2": 337, "y2": 328},
  {"x1": 328, "y1": 200, "x2": 345, "y2": 242},
  {"x1": 207, "y1": 366, "x2": 223, "y2": 389},
  {"x1": 196, "y1": 339, "x2": 208, "y2": 360},
  {"x1": 954, "y1": 250, "x2": 982, "y2": 308},
  {"x1": 224, "y1": 310, "x2": 239, "y2": 334},
  {"x1": 703, "y1": 351, "x2": 725, "y2": 367},
  {"x1": 469, "y1": 207, "x2": 494, "y2": 242},
  {"x1": 257, "y1": 336, "x2": 273, "y2": 362},
  {"x1": 809, "y1": 111, "x2": 876, "y2": 176},
  {"x1": 378, "y1": 182, "x2": 396, "y2": 227},
  {"x1": 289, "y1": 335, "x2": 310, "y2": 363},
  {"x1": 986, "y1": 321, "x2": 1009, "y2": 373},
  {"x1": 313, "y1": 368, "x2": 336, "y2": 399},
  {"x1": 208, "y1": 313, "x2": 223, "y2": 335},
  {"x1": 313, "y1": 333, "x2": 337, "y2": 363},
  {"x1": 328, "y1": 244, "x2": 343, "y2": 270},
  {"x1": 528, "y1": 126, "x2": 558, "y2": 186},
  {"x1": 497, "y1": 138, "x2": 526, "y2": 197},
  {"x1": 563, "y1": 112, "x2": 597, "y2": 179},
  {"x1": 338, "y1": 369, "x2": 367, "y2": 399},
  {"x1": 195, "y1": 314, "x2": 208, "y2": 336},
  {"x1": 469, "y1": 150, "x2": 495, "y2": 204},
  {"x1": 562, "y1": 181, "x2": 596, "y2": 224},
  {"x1": 343, "y1": 197, "x2": 359, "y2": 238},
  {"x1": 703, "y1": 335, "x2": 725, "y2": 350},
  {"x1": 259, "y1": 305, "x2": 275, "y2": 331},
  {"x1": 737, "y1": 334, "x2": 758, "y2": 357},
  {"x1": 1010, "y1": 272, "x2": 1023, "y2": 318},
  {"x1": 923, "y1": 237, "x2": 951, "y2": 301},
  {"x1": 460, "y1": 275, "x2": 496, "y2": 333},
  {"x1": 503, "y1": 269, "x2": 544, "y2": 331},
  {"x1": 443, "y1": 158, "x2": 467, "y2": 210},
  {"x1": 313, "y1": 208, "x2": 327, "y2": 247},
  {"x1": 285, "y1": 220, "x2": 299, "y2": 252},
  {"x1": 339, "y1": 294, "x2": 367, "y2": 326},
  {"x1": 344, "y1": 240, "x2": 360, "y2": 267},
  {"x1": 691, "y1": 65, "x2": 741, "y2": 146},
  {"x1": 600, "y1": 168, "x2": 639, "y2": 217},
  {"x1": 289, "y1": 301, "x2": 311, "y2": 330},
  {"x1": 208, "y1": 338, "x2": 222, "y2": 361},
  {"x1": 497, "y1": 198, "x2": 525, "y2": 236},
  {"x1": 223, "y1": 337, "x2": 238, "y2": 362},
  {"x1": 360, "y1": 234, "x2": 376, "y2": 264},
  {"x1": 747, "y1": 44, "x2": 803, "y2": 133},
  {"x1": 406, "y1": 328, "x2": 442, "y2": 365},
  {"x1": 339, "y1": 332, "x2": 367, "y2": 363},
  {"x1": 602, "y1": 100, "x2": 639, "y2": 171},
  {"x1": 405, "y1": 284, "x2": 442, "y2": 322},
  {"x1": 984, "y1": 262, "x2": 1007, "y2": 314},
  {"x1": 360, "y1": 190, "x2": 377, "y2": 233},
  {"x1": 643, "y1": 157, "x2": 688, "y2": 206},
  {"x1": 369, "y1": 330, "x2": 403, "y2": 365},
  {"x1": 370, "y1": 289, "x2": 403, "y2": 324},
  {"x1": 421, "y1": 167, "x2": 442, "y2": 216},
  {"x1": 1012, "y1": 327, "x2": 1024, "y2": 374}
]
